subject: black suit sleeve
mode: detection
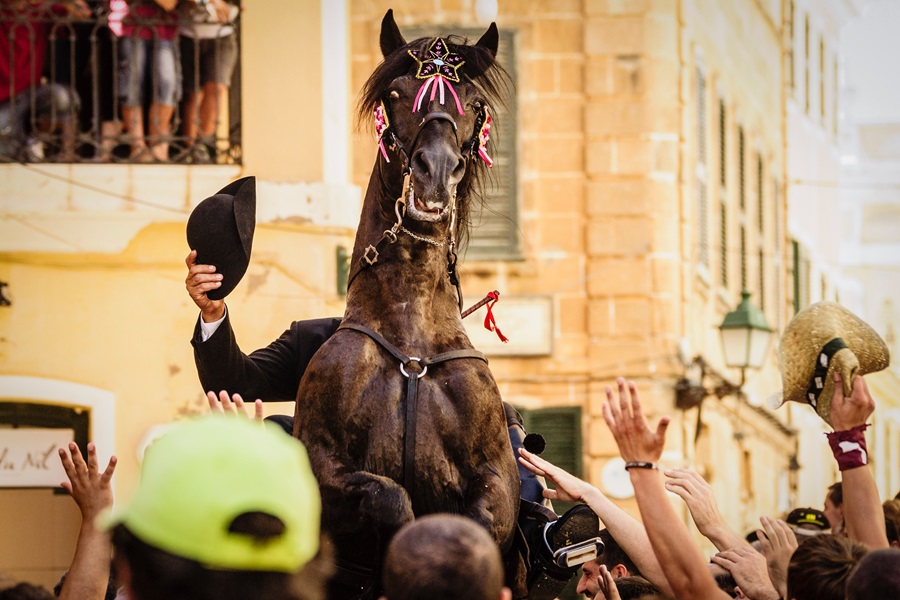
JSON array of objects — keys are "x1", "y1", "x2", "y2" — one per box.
[{"x1": 191, "y1": 312, "x2": 342, "y2": 402}]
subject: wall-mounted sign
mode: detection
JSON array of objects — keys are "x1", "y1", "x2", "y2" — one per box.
[
  {"x1": 0, "y1": 428, "x2": 73, "y2": 488},
  {"x1": 464, "y1": 295, "x2": 553, "y2": 356}
]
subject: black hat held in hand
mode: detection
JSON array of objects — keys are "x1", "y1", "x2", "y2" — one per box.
[{"x1": 186, "y1": 176, "x2": 256, "y2": 300}]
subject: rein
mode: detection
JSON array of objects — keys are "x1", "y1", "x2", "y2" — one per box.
[{"x1": 337, "y1": 322, "x2": 487, "y2": 502}]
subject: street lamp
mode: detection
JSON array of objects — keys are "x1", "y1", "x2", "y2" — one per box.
[{"x1": 718, "y1": 290, "x2": 773, "y2": 387}]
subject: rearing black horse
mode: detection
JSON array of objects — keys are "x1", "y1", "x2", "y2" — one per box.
[{"x1": 293, "y1": 10, "x2": 523, "y2": 599}]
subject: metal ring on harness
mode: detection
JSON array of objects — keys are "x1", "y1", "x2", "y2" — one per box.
[{"x1": 400, "y1": 358, "x2": 427, "y2": 379}]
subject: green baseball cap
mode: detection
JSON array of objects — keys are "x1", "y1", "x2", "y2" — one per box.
[{"x1": 100, "y1": 415, "x2": 321, "y2": 573}]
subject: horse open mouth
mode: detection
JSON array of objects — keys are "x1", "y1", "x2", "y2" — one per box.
[{"x1": 406, "y1": 185, "x2": 451, "y2": 222}]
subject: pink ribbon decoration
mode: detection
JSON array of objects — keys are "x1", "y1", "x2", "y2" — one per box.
[
  {"x1": 374, "y1": 101, "x2": 390, "y2": 162},
  {"x1": 409, "y1": 38, "x2": 465, "y2": 115},
  {"x1": 476, "y1": 110, "x2": 493, "y2": 167}
]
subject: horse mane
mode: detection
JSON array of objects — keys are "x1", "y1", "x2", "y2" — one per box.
[{"x1": 357, "y1": 34, "x2": 512, "y2": 251}]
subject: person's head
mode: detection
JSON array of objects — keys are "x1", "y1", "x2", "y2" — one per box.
[
  {"x1": 609, "y1": 576, "x2": 664, "y2": 600},
  {"x1": 786, "y1": 507, "x2": 830, "y2": 543},
  {"x1": 576, "y1": 529, "x2": 640, "y2": 597},
  {"x1": 845, "y1": 547, "x2": 900, "y2": 599},
  {"x1": 707, "y1": 562, "x2": 737, "y2": 598},
  {"x1": 380, "y1": 514, "x2": 510, "y2": 600},
  {"x1": 0, "y1": 583, "x2": 53, "y2": 600},
  {"x1": 786, "y1": 533, "x2": 866, "y2": 600},
  {"x1": 823, "y1": 482, "x2": 843, "y2": 533},
  {"x1": 103, "y1": 415, "x2": 328, "y2": 600}
]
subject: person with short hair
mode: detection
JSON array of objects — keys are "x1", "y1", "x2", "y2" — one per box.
[
  {"x1": 824, "y1": 482, "x2": 844, "y2": 535},
  {"x1": 786, "y1": 533, "x2": 866, "y2": 600},
  {"x1": 576, "y1": 529, "x2": 642, "y2": 598},
  {"x1": 102, "y1": 415, "x2": 330, "y2": 600},
  {"x1": 845, "y1": 547, "x2": 900, "y2": 599},
  {"x1": 380, "y1": 514, "x2": 511, "y2": 600}
]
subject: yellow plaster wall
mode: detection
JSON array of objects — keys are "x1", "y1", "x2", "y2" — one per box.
[{"x1": 240, "y1": 0, "x2": 324, "y2": 181}]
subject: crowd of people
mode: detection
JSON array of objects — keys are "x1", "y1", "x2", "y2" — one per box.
[
  {"x1": 1, "y1": 371, "x2": 897, "y2": 599},
  {"x1": 0, "y1": 0, "x2": 239, "y2": 163}
]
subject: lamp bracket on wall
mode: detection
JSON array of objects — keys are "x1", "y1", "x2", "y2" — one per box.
[{"x1": 674, "y1": 355, "x2": 740, "y2": 410}]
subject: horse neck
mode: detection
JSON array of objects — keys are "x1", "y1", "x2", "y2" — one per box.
[{"x1": 345, "y1": 165, "x2": 463, "y2": 337}]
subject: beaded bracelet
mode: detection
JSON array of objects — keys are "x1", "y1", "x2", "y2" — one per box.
[{"x1": 624, "y1": 461, "x2": 658, "y2": 471}]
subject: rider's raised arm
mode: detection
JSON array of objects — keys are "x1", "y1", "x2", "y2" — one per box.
[{"x1": 193, "y1": 313, "x2": 342, "y2": 402}]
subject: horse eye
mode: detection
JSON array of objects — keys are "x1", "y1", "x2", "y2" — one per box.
[
  {"x1": 473, "y1": 100, "x2": 483, "y2": 110},
  {"x1": 389, "y1": 90, "x2": 400, "y2": 100}
]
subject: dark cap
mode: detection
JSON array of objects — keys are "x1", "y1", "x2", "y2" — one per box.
[
  {"x1": 786, "y1": 507, "x2": 830, "y2": 530},
  {"x1": 186, "y1": 177, "x2": 256, "y2": 300}
]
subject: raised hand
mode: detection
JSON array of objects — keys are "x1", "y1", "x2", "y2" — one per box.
[
  {"x1": 517, "y1": 447, "x2": 594, "y2": 504},
  {"x1": 58, "y1": 442, "x2": 117, "y2": 521},
  {"x1": 602, "y1": 378, "x2": 670, "y2": 463},
  {"x1": 185, "y1": 250, "x2": 225, "y2": 322},
  {"x1": 756, "y1": 516, "x2": 797, "y2": 599},
  {"x1": 596, "y1": 564, "x2": 621, "y2": 600},
  {"x1": 829, "y1": 373, "x2": 875, "y2": 431},
  {"x1": 207, "y1": 390, "x2": 264, "y2": 422},
  {"x1": 711, "y1": 546, "x2": 780, "y2": 600},
  {"x1": 664, "y1": 468, "x2": 746, "y2": 551}
]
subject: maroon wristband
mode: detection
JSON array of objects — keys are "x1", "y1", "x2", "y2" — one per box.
[{"x1": 825, "y1": 424, "x2": 869, "y2": 471}]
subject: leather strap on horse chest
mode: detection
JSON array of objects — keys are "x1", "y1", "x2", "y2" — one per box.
[{"x1": 337, "y1": 323, "x2": 487, "y2": 499}]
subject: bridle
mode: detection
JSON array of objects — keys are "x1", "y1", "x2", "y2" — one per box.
[{"x1": 348, "y1": 106, "x2": 489, "y2": 315}]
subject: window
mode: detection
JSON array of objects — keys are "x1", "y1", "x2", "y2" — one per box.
[
  {"x1": 719, "y1": 99, "x2": 727, "y2": 187},
  {"x1": 740, "y1": 225, "x2": 747, "y2": 290},
  {"x1": 787, "y1": 0, "x2": 795, "y2": 94},
  {"x1": 405, "y1": 27, "x2": 519, "y2": 259},
  {"x1": 720, "y1": 201, "x2": 729, "y2": 288},
  {"x1": 759, "y1": 247, "x2": 766, "y2": 310},
  {"x1": 718, "y1": 99, "x2": 728, "y2": 288},
  {"x1": 738, "y1": 126, "x2": 746, "y2": 209},
  {"x1": 756, "y1": 156, "x2": 765, "y2": 308},
  {"x1": 696, "y1": 68, "x2": 709, "y2": 267},
  {"x1": 757, "y1": 156, "x2": 764, "y2": 233},
  {"x1": 792, "y1": 239, "x2": 810, "y2": 313}
]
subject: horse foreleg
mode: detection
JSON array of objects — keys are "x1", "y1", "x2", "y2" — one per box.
[
  {"x1": 319, "y1": 470, "x2": 415, "y2": 540},
  {"x1": 463, "y1": 465, "x2": 519, "y2": 552}
]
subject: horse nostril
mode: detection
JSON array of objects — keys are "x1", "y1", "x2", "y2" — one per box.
[
  {"x1": 452, "y1": 158, "x2": 466, "y2": 179},
  {"x1": 412, "y1": 151, "x2": 430, "y2": 177}
]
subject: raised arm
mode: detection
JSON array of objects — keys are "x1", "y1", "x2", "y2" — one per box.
[
  {"x1": 828, "y1": 373, "x2": 889, "y2": 549},
  {"x1": 57, "y1": 442, "x2": 117, "y2": 600},
  {"x1": 664, "y1": 468, "x2": 749, "y2": 552},
  {"x1": 602, "y1": 378, "x2": 729, "y2": 600},
  {"x1": 517, "y1": 448, "x2": 674, "y2": 597}
]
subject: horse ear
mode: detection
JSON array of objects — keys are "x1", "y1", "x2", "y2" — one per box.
[
  {"x1": 475, "y1": 22, "x2": 499, "y2": 58},
  {"x1": 380, "y1": 9, "x2": 407, "y2": 58}
]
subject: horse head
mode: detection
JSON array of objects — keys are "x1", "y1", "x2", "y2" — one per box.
[{"x1": 360, "y1": 10, "x2": 507, "y2": 238}]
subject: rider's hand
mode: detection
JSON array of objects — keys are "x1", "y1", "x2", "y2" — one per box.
[{"x1": 185, "y1": 250, "x2": 225, "y2": 322}]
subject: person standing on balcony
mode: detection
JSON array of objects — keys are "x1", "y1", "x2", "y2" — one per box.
[
  {"x1": 118, "y1": 0, "x2": 181, "y2": 162},
  {"x1": 0, "y1": 0, "x2": 87, "y2": 161},
  {"x1": 178, "y1": 0, "x2": 238, "y2": 163}
]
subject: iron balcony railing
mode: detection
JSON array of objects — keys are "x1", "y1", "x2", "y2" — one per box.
[{"x1": 0, "y1": 0, "x2": 241, "y2": 165}]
